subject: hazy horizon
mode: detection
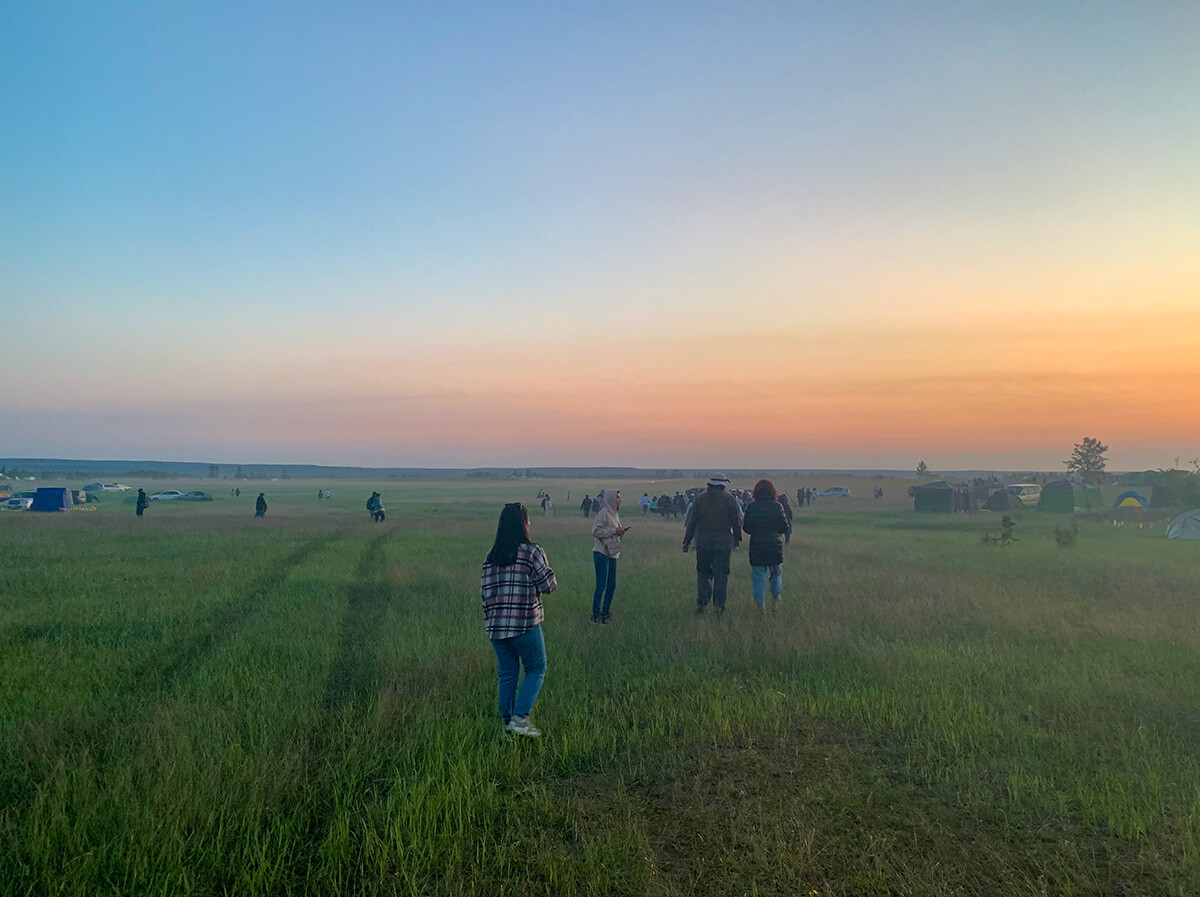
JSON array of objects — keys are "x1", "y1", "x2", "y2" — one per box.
[{"x1": 4, "y1": 3, "x2": 1197, "y2": 470}]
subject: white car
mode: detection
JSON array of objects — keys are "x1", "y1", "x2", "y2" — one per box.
[
  {"x1": 817, "y1": 487, "x2": 852, "y2": 498},
  {"x1": 3, "y1": 497, "x2": 33, "y2": 510},
  {"x1": 149, "y1": 490, "x2": 185, "y2": 501},
  {"x1": 85, "y1": 483, "x2": 131, "y2": 492}
]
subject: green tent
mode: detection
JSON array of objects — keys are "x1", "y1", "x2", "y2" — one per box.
[
  {"x1": 1036, "y1": 480, "x2": 1105, "y2": 513},
  {"x1": 913, "y1": 480, "x2": 955, "y2": 513},
  {"x1": 984, "y1": 489, "x2": 1026, "y2": 512}
]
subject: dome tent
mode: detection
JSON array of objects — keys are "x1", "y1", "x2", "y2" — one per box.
[
  {"x1": 1036, "y1": 480, "x2": 1105, "y2": 514},
  {"x1": 913, "y1": 480, "x2": 955, "y2": 513},
  {"x1": 984, "y1": 489, "x2": 1026, "y2": 512},
  {"x1": 1166, "y1": 509, "x2": 1200, "y2": 540},
  {"x1": 1112, "y1": 490, "x2": 1149, "y2": 510}
]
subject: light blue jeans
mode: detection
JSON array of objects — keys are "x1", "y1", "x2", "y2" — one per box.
[
  {"x1": 491, "y1": 625, "x2": 547, "y2": 724},
  {"x1": 751, "y1": 564, "x2": 783, "y2": 607}
]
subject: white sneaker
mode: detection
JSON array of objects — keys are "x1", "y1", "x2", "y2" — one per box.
[{"x1": 506, "y1": 716, "x2": 541, "y2": 738}]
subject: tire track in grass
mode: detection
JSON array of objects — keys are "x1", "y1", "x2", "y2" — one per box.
[
  {"x1": 140, "y1": 531, "x2": 346, "y2": 694},
  {"x1": 0, "y1": 531, "x2": 346, "y2": 815},
  {"x1": 322, "y1": 530, "x2": 394, "y2": 711},
  {"x1": 292, "y1": 531, "x2": 396, "y2": 893}
]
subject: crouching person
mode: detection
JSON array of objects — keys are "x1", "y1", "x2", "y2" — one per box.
[{"x1": 481, "y1": 502, "x2": 557, "y2": 737}]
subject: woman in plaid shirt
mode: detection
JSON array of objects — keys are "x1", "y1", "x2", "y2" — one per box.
[{"x1": 481, "y1": 502, "x2": 557, "y2": 737}]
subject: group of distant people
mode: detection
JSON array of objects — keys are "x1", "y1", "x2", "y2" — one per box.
[
  {"x1": 133, "y1": 487, "x2": 267, "y2": 517},
  {"x1": 133, "y1": 486, "x2": 391, "y2": 522},
  {"x1": 480, "y1": 473, "x2": 793, "y2": 738}
]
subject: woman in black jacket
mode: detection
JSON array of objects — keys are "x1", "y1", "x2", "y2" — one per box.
[{"x1": 741, "y1": 479, "x2": 791, "y2": 613}]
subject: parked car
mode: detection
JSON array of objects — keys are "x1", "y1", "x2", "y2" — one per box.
[
  {"x1": 180, "y1": 491, "x2": 213, "y2": 502},
  {"x1": 817, "y1": 487, "x2": 852, "y2": 498},
  {"x1": 149, "y1": 490, "x2": 185, "y2": 501},
  {"x1": 3, "y1": 497, "x2": 33, "y2": 510},
  {"x1": 85, "y1": 482, "x2": 131, "y2": 492}
]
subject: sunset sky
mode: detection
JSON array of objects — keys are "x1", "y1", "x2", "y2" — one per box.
[{"x1": 3, "y1": 2, "x2": 1198, "y2": 470}]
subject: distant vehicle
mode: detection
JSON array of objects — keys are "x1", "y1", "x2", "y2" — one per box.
[
  {"x1": 84, "y1": 483, "x2": 131, "y2": 493},
  {"x1": 1006, "y1": 483, "x2": 1042, "y2": 507},
  {"x1": 817, "y1": 487, "x2": 852, "y2": 498},
  {"x1": 149, "y1": 490, "x2": 184, "y2": 501},
  {"x1": 3, "y1": 497, "x2": 33, "y2": 510},
  {"x1": 180, "y1": 491, "x2": 213, "y2": 502}
]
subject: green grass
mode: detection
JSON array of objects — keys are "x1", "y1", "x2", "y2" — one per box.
[{"x1": 1, "y1": 478, "x2": 1199, "y2": 895}]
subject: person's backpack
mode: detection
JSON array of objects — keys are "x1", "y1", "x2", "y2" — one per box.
[{"x1": 366, "y1": 498, "x2": 374, "y2": 510}]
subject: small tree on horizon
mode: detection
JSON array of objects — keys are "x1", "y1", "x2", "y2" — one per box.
[
  {"x1": 1065, "y1": 436, "x2": 1109, "y2": 484},
  {"x1": 916, "y1": 460, "x2": 929, "y2": 478}
]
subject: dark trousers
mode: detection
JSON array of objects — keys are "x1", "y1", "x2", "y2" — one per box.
[
  {"x1": 136, "y1": 507, "x2": 144, "y2": 517},
  {"x1": 695, "y1": 545, "x2": 732, "y2": 610},
  {"x1": 592, "y1": 551, "x2": 617, "y2": 618}
]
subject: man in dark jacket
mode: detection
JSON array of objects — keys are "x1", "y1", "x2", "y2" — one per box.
[
  {"x1": 742, "y1": 480, "x2": 791, "y2": 613},
  {"x1": 255, "y1": 493, "x2": 267, "y2": 517},
  {"x1": 682, "y1": 473, "x2": 742, "y2": 617},
  {"x1": 581, "y1": 495, "x2": 592, "y2": 517},
  {"x1": 135, "y1": 488, "x2": 149, "y2": 517}
]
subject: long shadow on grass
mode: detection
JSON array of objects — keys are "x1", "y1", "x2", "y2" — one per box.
[{"x1": 321, "y1": 530, "x2": 394, "y2": 711}]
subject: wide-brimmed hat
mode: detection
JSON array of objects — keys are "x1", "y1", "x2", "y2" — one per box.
[{"x1": 707, "y1": 472, "x2": 731, "y2": 488}]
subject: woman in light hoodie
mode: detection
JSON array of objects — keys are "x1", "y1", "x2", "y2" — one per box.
[{"x1": 590, "y1": 489, "x2": 628, "y2": 624}]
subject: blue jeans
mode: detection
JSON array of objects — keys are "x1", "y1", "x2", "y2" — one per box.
[
  {"x1": 592, "y1": 551, "x2": 617, "y2": 618},
  {"x1": 491, "y1": 625, "x2": 547, "y2": 724},
  {"x1": 751, "y1": 564, "x2": 783, "y2": 606}
]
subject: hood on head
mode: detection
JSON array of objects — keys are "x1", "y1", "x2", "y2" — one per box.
[{"x1": 604, "y1": 490, "x2": 621, "y2": 511}]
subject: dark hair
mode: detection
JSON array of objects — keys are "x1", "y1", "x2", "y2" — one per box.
[
  {"x1": 752, "y1": 479, "x2": 777, "y2": 501},
  {"x1": 487, "y1": 502, "x2": 530, "y2": 567}
]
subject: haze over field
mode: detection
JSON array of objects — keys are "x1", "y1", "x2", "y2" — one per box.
[{"x1": 3, "y1": 3, "x2": 1197, "y2": 469}]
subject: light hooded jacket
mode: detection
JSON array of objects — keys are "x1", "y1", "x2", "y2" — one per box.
[{"x1": 592, "y1": 490, "x2": 624, "y2": 558}]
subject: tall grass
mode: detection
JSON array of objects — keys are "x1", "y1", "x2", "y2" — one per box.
[{"x1": 1, "y1": 481, "x2": 1198, "y2": 895}]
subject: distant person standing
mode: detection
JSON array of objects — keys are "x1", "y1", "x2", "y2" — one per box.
[
  {"x1": 480, "y1": 502, "x2": 557, "y2": 738},
  {"x1": 325, "y1": 489, "x2": 330, "y2": 499},
  {"x1": 254, "y1": 493, "x2": 267, "y2": 518},
  {"x1": 581, "y1": 494, "x2": 592, "y2": 518},
  {"x1": 235, "y1": 487, "x2": 241, "y2": 498},
  {"x1": 778, "y1": 492, "x2": 793, "y2": 543},
  {"x1": 135, "y1": 488, "x2": 149, "y2": 518},
  {"x1": 317, "y1": 489, "x2": 323, "y2": 500},
  {"x1": 591, "y1": 489, "x2": 628, "y2": 624},
  {"x1": 638, "y1": 493, "x2": 650, "y2": 515},
  {"x1": 741, "y1": 479, "x2": 791, "y2": 614},
  {"x1": 366, "y1": 491, "x2": 385, "y2": 522},
  {"x1": 542, "y1": 495, "x2": 553, "y2": 517},
  {"x1": 683, "y1": 473, "x2": 742, "y2": 617}
]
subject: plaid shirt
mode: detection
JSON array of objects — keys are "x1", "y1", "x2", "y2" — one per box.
[{"x1": 481, "y1": 543, "x2": 557, "y2": 639}]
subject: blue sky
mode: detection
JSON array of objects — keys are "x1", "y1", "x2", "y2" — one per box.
[{"x1": 3, "y1": 2, "x2": 1198, "y2": 468}]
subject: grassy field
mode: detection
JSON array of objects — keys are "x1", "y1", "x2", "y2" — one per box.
[{"x1": 2, "y1": 475, "x2": 1199, "y2": 896}]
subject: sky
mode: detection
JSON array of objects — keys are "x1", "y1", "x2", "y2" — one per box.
[{"x1": 2, "y1": 1, "x2": 1198, "y2": 470}]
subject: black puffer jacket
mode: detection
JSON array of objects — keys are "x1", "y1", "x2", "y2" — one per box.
[{"x1": 741, "y1": 499, "x2": 791, "y2": 566}]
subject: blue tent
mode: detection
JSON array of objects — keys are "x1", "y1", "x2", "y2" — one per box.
[
  {"x1": 1112, "y1": 490, "x2": 1149, "y2": 510},
  {"x1": 30, "y1": 487, "x2": 73, "y2": 512}
]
